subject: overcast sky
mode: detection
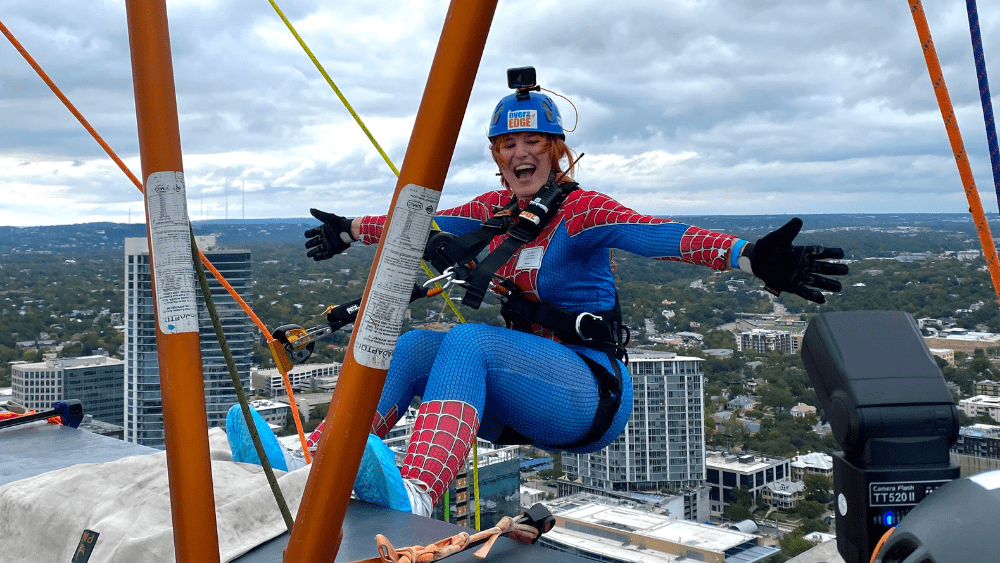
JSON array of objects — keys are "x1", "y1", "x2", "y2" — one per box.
[{"x1": 2, "y1": 0, "x2": 998, "y2": 227}]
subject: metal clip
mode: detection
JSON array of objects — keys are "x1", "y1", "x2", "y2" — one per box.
[
  {"x1": 422, "y1": 266, "x2": 467, "y2": 291},
  {"x1": 575, "y1": 312, "x2": 603, "y2": 341},
  {"x1": 487, "y1": 277, "x2": 512, "y2": 302}
]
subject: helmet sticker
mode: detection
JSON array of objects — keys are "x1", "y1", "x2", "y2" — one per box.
[{"x1": 507, "y1": 109, "x2": 538, "y2": 130}]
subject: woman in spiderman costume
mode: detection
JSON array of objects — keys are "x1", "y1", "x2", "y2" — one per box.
[{"x1": 235, "y1": 71, "x2": 847, "y2": 517}]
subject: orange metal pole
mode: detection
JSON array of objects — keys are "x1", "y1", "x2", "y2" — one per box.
[
  {"x1": 282, "y1": 1, "x2": 498, "y2": 561},
  {"x1": 124, "y1": 2, "x2": 221, "y2": 562}
]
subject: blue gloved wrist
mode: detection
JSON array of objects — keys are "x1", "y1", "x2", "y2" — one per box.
[{"x1": 730, "y1": 239, "x2": 749, "y2": 270}]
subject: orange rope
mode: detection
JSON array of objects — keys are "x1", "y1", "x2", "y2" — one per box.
[
  {"x1": 908, "y1": 0, "x2": 1000, "y2": 306},
  {"x1": 0, "y1": 18, "x2": 144, "y2": 194},
  {"x1": 2, "y1": 17, "x2": 313, "y2": 461},
  {"x1": 870, "y1": 526, "x2": 895, "y2": 563},
  {"x1": 198, "y1": 250, "x2": 312, "y2": 463}
]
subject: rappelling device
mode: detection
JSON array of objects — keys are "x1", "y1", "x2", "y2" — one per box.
[{"x1": 273, "y1": 285, "x2": 440, "y2": 364}]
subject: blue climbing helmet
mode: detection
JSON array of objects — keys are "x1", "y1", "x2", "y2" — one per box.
[{"x1": 488, "y1": 90, "x2": 565, "y2": 141}]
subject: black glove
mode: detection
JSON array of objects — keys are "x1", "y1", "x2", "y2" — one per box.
[
  {"x1": 739, "y1": 218, "x2": 848, "y2": 304},
  {"x1": 326, "y1": 297, "x2": 361, "y2": 327},
  {"x1": 304, "y1": 208, "x2": 356, "y2": 261}
]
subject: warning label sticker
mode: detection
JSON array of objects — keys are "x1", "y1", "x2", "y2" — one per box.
[
  {"x1": 354, "y1": 184, "x2": 440, "y2": 369},
  {"x1": 145, "y1": 171, "x2": 199, "y2": 335}
]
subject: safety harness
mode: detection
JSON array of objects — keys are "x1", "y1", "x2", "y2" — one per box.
[{"x1": 424, "y1": 175, "x2": 630, "y2": 450}]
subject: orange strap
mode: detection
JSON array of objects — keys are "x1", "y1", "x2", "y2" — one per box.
[
  {"x1": 0, "y1": 19, "x2": 144, "y2": 194},
  {"x1": 0, "y1": 411, "x2": 63, "y2": 425},
  {"x1": 870, "y1": 526, "x2": 895, "y2": 563},
  {"x1": 908, "y1": 0, "x2": 1000, "y2": 306},
  {"x1": 368, "y1": 515, "x2": 539, "y2": 563}
]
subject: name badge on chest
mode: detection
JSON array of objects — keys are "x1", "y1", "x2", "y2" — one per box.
[{"x1": 515, "y1": 246, "x2": 544, "y2": 270}]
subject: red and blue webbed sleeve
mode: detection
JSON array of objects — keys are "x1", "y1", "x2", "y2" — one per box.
[{"x1": 560, "y1": 190, "x2": 747, "y2": 271}]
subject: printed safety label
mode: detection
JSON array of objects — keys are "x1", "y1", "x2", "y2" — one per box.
[
  {"x1": 354, "y1": 184, "x2": 441, "y2": 369},
  {"x1": 145, "y1": 171, "x2": 199, "y2": 334}
]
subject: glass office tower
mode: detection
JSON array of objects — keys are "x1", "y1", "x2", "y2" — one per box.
[{"x1": 123, "y1": 236, "x2": 253, "y2": 448}]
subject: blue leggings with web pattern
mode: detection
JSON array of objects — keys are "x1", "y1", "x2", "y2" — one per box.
[{"x1": 377, "y1": 323, "x2": 633, "y2": 453}]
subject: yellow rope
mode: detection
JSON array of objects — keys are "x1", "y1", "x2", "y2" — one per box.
[
  {"x1": 265, "y1": 0, "x2": 398, "y2": 177},
  {"x1": 266, "y1": 0, "x2": 480, "y2": 527},
  {"x1": 473, "y1": 439, "x2": 481, "y2": 530}
]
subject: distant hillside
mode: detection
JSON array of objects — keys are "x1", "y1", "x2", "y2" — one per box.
[
  {"x1": 0, "y1": 219, "x2": 313, "y2": 254},
  {"x1": 1, "y1": 213, "x2": 996, "y2": 257}
]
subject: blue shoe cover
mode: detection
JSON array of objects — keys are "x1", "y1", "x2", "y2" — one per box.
[
  {"x1": 353, "y1": 434, "x2": 412, "y2": 512},
  {"x1": 226, "y1": 404, "x2": 288, "y2": 471}
]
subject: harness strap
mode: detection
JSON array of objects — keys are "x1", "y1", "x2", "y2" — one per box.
[
  {"x1": 428, "y1": 200, "x2": 518, "y2": 275},
  {"x1": 460, "y1": 233, "x2": 526, "y2": 308},
  {"x1": 424, "y1": 175, "x2": 578, "y2": 310},
  {"x1": 500, "y1": 296, "x2": 628, "y2": 360},
  {"x1": 492, "y1": 351, "x2": 623, "y2": 450}
]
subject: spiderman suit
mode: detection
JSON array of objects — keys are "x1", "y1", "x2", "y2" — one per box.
[{"x1": 308, "y1": 186, "x2": 748, "y2": 514}]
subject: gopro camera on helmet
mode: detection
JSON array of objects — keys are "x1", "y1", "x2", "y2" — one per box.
[
  {"x1": 506, "y1": 66, "x2": 537, "y2": 90},
  {"x1": 489, "y1": 67, "x2": 565, "y2": 140}
]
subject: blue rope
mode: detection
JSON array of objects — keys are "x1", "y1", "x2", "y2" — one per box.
[{"x1": 966, "y1": 0, "x2": 1000, "y2": 216}]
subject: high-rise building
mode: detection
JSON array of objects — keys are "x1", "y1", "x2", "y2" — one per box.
[
  {"x1": 123, "y1": 236, "x2": 253, "y2": 448},
  {"x1": 10, "y1": 355, "x2": 124, "y2": 426},
  {"x1": 562, "y1": 348, "x2": 706, "y2": 492},
  {"x1": 737, "y1": 328, "x2": 796, "y2": 354}
]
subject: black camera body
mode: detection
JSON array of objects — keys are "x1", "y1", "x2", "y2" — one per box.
[
  {"x1": 802, "y1": 311, "x2": 960, "y2": 563},
  {"x1": 507, "y1": 66, "x2": 540, "y2": 101},
  {"x1": 506, "y1": 66, "x2": 537, "y2": 90}
]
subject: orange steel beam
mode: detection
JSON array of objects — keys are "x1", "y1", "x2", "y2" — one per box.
[
  {"x1": 282, "y1": 1, "x2": 498, "y2": 561},
  {"x1": 124, "y1": 2, "x2": 222, "y2": 562}
]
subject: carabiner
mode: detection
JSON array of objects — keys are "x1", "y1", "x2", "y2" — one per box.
[
  {"x1": 422, "y1": 266, "x2": 467, "y2": 291},
  {"x1": 575, "y1": 312, "x2": 604, "y2": 341}
]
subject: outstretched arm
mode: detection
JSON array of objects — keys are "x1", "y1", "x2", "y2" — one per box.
[
  {"x1": 561, "y1": 193, "x2": 847, "y2": 302},
  {"x1": 561, "y1": 191, "x2": 747, "y2": 271},
  {"x1": 341, "y1": 190, "x2": 513, "y2": 246},
  {"x1": 737, "y1": 218, "x2": 848, "y2": 304},
  {"x1": 304, "y1": 208, "x2": 357, "y2": 261}
]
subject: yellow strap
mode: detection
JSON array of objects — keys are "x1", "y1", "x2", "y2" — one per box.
[
  {"x1": 266, "y1": 0, "x2": 480, "y2": 527},
  {"x1": 265, "y1": 0, "x2": 398, "y2": 177}
]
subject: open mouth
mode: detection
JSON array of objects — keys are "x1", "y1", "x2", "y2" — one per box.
[{"x1": 514, "y1": 164, "x2": 536, "y2": 180}]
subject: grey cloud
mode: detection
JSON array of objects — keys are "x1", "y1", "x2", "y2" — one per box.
[{"x1": 2, "y1": 0, "x2": 997, "y2": 225}]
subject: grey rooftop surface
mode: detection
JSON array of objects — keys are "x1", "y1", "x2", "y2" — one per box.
[{"x1": 1, "y1": 422, "x2": 583, "y2": 563}]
